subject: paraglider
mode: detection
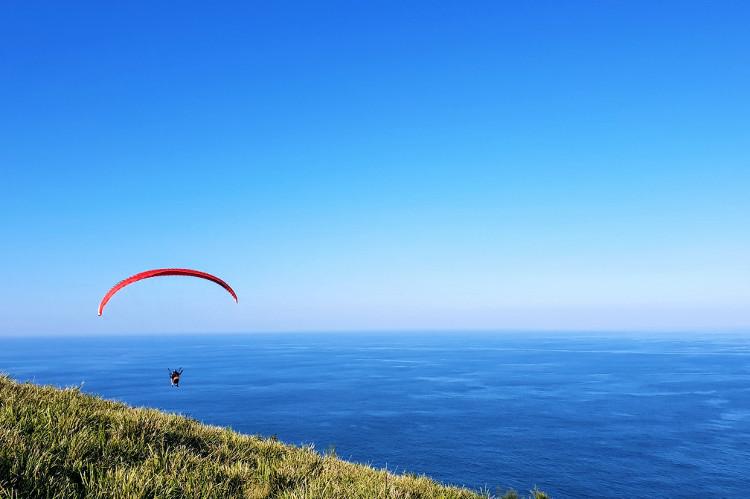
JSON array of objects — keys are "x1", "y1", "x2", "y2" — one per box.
[
  {"x1": 168, "y1": 368, "x2": 183, "y2": 387},
  {"x1": 98, "y1": 268, "x2": 236, "y2": 388},
  {"x1": 97, "y1": 268, "x2": 238, "y2": 316}
]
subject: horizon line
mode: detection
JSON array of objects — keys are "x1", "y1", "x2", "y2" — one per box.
[{"x1": 2, "y1": 327, "x2": 749, "y2": 339}]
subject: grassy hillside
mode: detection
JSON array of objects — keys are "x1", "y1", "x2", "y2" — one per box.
[{"x1": 0, "y1": 376, "x2": 548, "y2": 498}]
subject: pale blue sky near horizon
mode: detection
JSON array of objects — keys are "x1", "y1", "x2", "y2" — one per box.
[{"x1": 1, "y1": 1, "x2": 748, "y2": 335}]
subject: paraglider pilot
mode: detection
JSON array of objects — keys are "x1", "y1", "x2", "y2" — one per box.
[{"x1": 168, "y1": 368, "x2": 183, "y2": 387}]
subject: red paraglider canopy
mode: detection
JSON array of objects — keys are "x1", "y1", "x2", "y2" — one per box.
[{"x1": 98, "y1": 268, "x2": 238, "y2": 316}]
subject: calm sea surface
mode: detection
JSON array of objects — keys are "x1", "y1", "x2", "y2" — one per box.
[{"x1": 1, "y1": 332, "x2": 748, "y2": 497}]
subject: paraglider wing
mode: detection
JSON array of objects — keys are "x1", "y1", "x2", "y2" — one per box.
[{"x1": 97, "y1": 268, "x2": 238, "y2": 316}]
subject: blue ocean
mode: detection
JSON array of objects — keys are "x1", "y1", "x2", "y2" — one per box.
[{"x1": 2, "y1": 332, "x2": 748, "y2": 497}]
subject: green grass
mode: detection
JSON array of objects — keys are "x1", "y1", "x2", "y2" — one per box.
[{"x1": 0, "y1": 376, "x2": 549, "y2": 498}]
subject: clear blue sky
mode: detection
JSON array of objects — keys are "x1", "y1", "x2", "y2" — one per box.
[{"x1": 1, "y1": 1, "x2": 748, "y2": 335}]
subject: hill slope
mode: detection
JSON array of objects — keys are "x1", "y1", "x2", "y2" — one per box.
[{"x1": 0, "y1": 376, "x2": 546, "y2": 498}]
